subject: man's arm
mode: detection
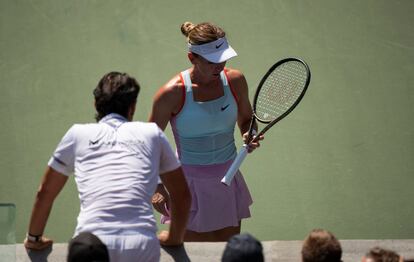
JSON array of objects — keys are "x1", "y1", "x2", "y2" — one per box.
[
  {"x1": 24, "y1": 167, "x2": 68, "y2": 250},
  {"x1": 158, "y1": 167, "x2": 191, "y2": 246}
]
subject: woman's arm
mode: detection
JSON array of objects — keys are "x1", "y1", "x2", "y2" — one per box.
[
  {"x1": 226, "y1": 68, "x2": 263, "y2": 151},
  {"x1": 149, "y1": 75, "x2": 184, "y2": 215},
  {"x1": 149, "y1": 75, "x2": 184, "y2": 130}
]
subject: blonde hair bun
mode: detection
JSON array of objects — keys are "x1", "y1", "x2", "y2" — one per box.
[
  {"x1": 181, "y1": 22, "x2": 195, "y2": 37},
  {"x1": 180, "y1": 21, "x2": 225, "y2": 45}
]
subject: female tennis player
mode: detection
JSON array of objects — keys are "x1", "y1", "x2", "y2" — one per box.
[{"x1": 149, "y1": 21, "x2": 263, "y2": 241}]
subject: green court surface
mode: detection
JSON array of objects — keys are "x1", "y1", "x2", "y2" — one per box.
[
  {"x1": 0, "y1": 203, "x2": 16, "y2": 261},
  {"x1": 0, "y1": 0, "x2": 413, "y2": 244}
]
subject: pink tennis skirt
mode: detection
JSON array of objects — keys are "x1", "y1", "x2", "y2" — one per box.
[{"x1": 162, "y1": 159, "x2": 253, "y2": 233}]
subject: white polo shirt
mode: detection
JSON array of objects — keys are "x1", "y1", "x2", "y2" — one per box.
[{"x1": 48, "y1": 113, "x2": 180, "y2": 236}]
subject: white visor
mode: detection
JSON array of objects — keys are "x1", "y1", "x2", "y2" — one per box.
[{"x1": 188, "y1": 37, "x2": 237, "y2": 63}]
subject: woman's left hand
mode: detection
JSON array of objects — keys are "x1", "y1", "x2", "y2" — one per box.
[{"x1": 242, "y1": 132, "x2": 264, "y2": 153}]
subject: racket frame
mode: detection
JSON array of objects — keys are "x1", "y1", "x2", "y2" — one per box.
[
  {"x1": 248, "y1": 57, "x2": 311, "y2": 143},
  {"x1": 222, "y1": 57, "x2": 311, "y2": 186}
]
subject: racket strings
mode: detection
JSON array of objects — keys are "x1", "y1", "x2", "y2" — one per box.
[{"x1": 255, "y1": 61, "x2": 308, "y2": 122}]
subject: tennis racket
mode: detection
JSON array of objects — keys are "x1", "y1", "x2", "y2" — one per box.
[{"x1": 221, "y1": 57, "x2": 311, "y2": 186}]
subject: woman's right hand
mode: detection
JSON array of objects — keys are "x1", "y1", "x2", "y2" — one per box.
[
  {"x1": 152, "y1": 192, "x2": 169, "y2": 216},
  {"x1": 152, "y1": 184, "x2": 170, "y2": 216}
]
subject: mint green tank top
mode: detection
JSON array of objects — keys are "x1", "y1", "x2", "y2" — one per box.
[{"x1": 171, "y1": 69, "x2": 238, "y2": 165}]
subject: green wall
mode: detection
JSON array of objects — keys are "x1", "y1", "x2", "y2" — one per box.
[{"x1": 0, "y1": 0, "x2": 413, "y2": 242}]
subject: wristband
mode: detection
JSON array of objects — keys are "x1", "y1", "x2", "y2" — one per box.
[{"x1": 27, "y1": 233, "x2": 42, "y2": 242}]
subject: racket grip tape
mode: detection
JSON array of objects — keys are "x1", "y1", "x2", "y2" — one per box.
[{"x1": 221, "y1": 145, "x2": 249, "y2": 186}]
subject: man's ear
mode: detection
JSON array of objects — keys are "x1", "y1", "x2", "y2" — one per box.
[{"x1": 127, "y1": 101, "x2": 136, "y2": 121}]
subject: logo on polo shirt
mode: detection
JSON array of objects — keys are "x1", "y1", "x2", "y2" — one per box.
[
  {"x1": 89, "y1": 139, "x2": 100, "y2": 146},
  {"x1": 89, "y1": 138, "x2": 144, "y2": 149},
  {"x1": 88, "y1": 138, "x2": 145, "y2": 158}
]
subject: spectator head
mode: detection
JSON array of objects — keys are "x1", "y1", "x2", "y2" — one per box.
[
  {"x1": 362, "y1": 246, "x2": 403, "y2": 262},
  {"x1": 67, "y1": 232, "x2": 109, "y2": 262},
  {"x1": 301, "y1": 229, "x2": 342, "y2": 262},
  {"x1": 221, "y1": 233, "x2": 264, "y2": 262}
]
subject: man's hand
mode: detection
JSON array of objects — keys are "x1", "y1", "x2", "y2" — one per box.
[
  {"x1": 24, "y1": 236, "x2": 53, "y2": 250},
  {"x1": 158, "y1": 230, "x2": 183, "y2": 247}
]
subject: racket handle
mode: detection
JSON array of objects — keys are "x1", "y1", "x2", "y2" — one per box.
[{"x1": 221, "y1": 145, "x2": 249, "y2": 186}]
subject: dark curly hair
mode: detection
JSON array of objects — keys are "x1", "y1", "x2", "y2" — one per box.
[
  {"x1": 93, "y1": 72, "x2": 140, "y2": 121},
  {"x1": 365, "y1": 247, "x2": 401, "y2": 262},
  {"x1": 302, "y1": 229, "x2": 342, "y2": 262}
]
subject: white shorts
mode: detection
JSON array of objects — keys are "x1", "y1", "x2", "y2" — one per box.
[{"x1": 97, "y1": 231, "x2": 160, "y2": 262}]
